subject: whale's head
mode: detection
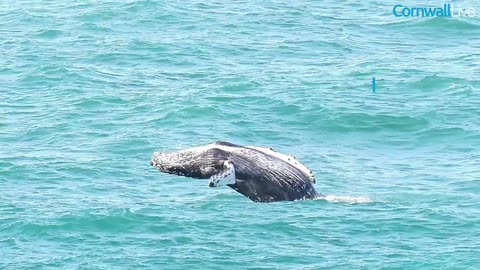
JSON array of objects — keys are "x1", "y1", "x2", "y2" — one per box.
[{"x1": 150, "y1": 146, "x2": 230, "y2": 179}]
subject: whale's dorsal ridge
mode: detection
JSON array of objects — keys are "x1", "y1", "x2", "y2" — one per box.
[{"x1": 214, "y1": 141, "x2": 242, "y2": 147}]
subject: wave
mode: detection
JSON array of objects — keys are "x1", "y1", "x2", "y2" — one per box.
[
  {"x1": 416, "y1": 16, "x2": 480, "y2": 30},
  {"x1": 312, "y1": 112, "x2": 430, "y2": 133},
  {"x1": 380, "y1": 16, "x2": 480, "y2": 31}
]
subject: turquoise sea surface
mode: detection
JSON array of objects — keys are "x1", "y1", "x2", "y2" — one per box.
[{"x1": 1, "y1": 1, "x2": 480, "y2": 269}]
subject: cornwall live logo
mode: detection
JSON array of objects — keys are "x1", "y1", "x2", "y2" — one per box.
[{"x1": 393, "y1": 4, "x2": 476, "y2": 17}]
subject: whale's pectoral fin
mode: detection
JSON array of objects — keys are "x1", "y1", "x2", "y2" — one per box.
[{"x1": 208, "y1": 160, "x2": 236, "y2": 187}]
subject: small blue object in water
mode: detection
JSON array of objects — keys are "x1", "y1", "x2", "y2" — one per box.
[{"x1": 372, "y1": 77, "x2": 376, "y2": 93}]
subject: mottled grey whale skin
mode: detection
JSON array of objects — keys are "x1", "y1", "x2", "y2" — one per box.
[{"x1": 150, "y1": 141, "x2": 317, "y2": 202}]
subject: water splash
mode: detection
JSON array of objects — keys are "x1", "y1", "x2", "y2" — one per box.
[{"x1": 317, "y1": 195, "x2": 373, "y2": 204}]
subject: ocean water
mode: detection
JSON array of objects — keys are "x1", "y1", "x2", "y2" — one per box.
[{"x1": 1, "y1": 0, "x2": 480, "y2": 269}]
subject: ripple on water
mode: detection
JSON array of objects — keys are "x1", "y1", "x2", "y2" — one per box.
[{"x1": 1, "y1": 0, "x2": 480, "y2": 269}]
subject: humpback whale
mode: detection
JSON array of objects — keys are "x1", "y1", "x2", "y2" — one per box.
[{"x1": 150, "y1": 141, "x2": 318, "y2": 202}]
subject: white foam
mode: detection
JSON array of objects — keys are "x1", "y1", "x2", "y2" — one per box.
[{"x1": 318, "y1": 195, "x2": 372, "y2": 204}]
